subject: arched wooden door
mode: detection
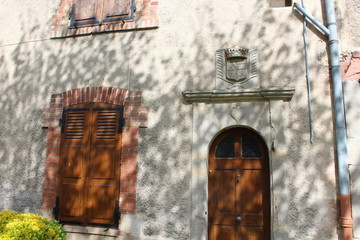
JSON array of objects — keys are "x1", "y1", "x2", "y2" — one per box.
[
  {"x1": 56, "y1": 103, "x2": 123, "y2": 227},
  {"x1": 208, "y1": 127, "x2": 270, "y2": 240}
]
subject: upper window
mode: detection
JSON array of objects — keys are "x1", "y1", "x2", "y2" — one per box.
[
  {"x1": 70, "y1": 0, "x2": 136, "y2": 28},
  {"x1": 241, "y1": 134, "x2": 262, "y2": 158},
  {"x1": 215, "y1": 133, "x2": 236, "y2": 159},
  {"x1": 51, "y1": 0, "x2": 159, "y2": 38},
  {"x1": 212, "y1": 128, "x2": 264, "y2": 160},
  {"x1": 268, "y1": 0, "x2": 292, "y2": 8}
]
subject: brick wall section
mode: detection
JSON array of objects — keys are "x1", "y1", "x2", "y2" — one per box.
[
  {"x1": 41, "y1": 87, "x2": 148, "y2": 215},
  {"x1": 341, "y1": 52, "x2": 360, "y2": 84},
  {"x1": 50, "y1": 0, "x2": 159, "y2": 38}
]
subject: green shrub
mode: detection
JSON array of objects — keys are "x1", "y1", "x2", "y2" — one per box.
[{"x1": 0, "y1": 210, "x2": 66, "y2": 240}]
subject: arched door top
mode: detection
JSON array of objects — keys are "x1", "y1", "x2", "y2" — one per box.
[{"x1": 209, "y1": 126, "x2": 268, "y2": 152}]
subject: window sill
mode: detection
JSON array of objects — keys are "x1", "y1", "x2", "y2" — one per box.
[{"x1": 50, "y1": 22, "x2": 159, "y2": 39}]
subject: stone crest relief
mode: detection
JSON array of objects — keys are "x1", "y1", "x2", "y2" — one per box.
[{"x1": 216, "y1": 47, "x2": 259, "y2": 89}]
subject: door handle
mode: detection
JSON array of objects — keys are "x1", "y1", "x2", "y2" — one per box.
[
  {"x1": 237, "y1": 174, "x2": 240, "y2": 183},
  {"x1": 236, "y1": 216, "x2": 242, "y2": 222}
]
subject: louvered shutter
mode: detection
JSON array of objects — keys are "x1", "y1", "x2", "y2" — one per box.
[
  {"x1": 58, "y1": 105, "x2": 90, "y2": 224},
  {"x1": 86, "y1": 104, "x2": 122, "y2": 226},
  {"x1": 71, "y1": 0, "x2": 99, "y2": 27},
  {"x1": 102, "y1": 0, "x2": 136, "y2": 22},
  {"x1": 57, "y1": 103, "x2": 123, "y2": 227}
]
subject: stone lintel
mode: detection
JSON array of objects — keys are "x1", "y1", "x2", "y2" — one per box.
[{"x1": 182, "y1": 88, "x2": 295, "y2": 103}]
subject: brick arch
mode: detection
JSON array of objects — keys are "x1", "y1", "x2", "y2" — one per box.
[{"x1": 41, "y1": 87, "x2": 148, "y2": 215}]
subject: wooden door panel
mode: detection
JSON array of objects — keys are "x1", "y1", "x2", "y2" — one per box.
[
  {"x1": 240, "y1": 226, "x2": 264, "y2": 240},
  {"x1": 215, "y1": 159, "x2": 262, "y2": 170},
  {"x1": 211, "y1": 170, "x2": 238, "y2": 238},
  {"x1": 239, "y1": 214, "x2": 263, "y2": 225},
  {"x1": 214, "y1": 225, "x2": 236, "y2": 240},
  {"x1": 240, "y1": 170, "x2": 263, "y2": 213},
  {"x1": 214, "y1": 170, "x2": 236, "y2": 213},
  {"x1": 87, "y1": 183, "x2": 115, "y2": 224},
  {"x1": 213, "y1": 214, "x2": 239, "y2": 226},
  {"x1": 89, "y1": 147, "x2": 116, "y2": 179},
  {"x1": 238, "y1": 159, "x2": 262, "y2": 169},
  {"x1": 59, "y1": 182, "x2": 83, "y2": 220},
  {"x1": 61, "y1": 146, "x2": 84, "y2": 178}
]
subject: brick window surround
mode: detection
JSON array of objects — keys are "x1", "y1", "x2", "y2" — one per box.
[
  {"x1": 41, "y1": 87, "x2": 148, "y2": 215},
  {"x1": 51, "y1": 0, "x2": 159, "y2": 38}
]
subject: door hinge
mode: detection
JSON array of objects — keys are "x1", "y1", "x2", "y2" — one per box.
[
  {"x1": 69, "y1": 4, "x2": 76, "y2": 28},
  {"x1": 59, "y1": 109, "x2": 65, "y2": 132},
  {"x1": 118, "y1": 107, "x2": 125, "y2": 133},
  {"x1": 114, "y1": 200, "x2": 120, "y2": 227},
  {"x1": 53, "y1": 197, "x2": 60, "y2": 220},
  {"x1": 59, "y1": 117, "x2": 64, "y2": 132}
]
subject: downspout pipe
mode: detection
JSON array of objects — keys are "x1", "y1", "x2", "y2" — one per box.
[
  {"x1": 300, "y1": 0, "x2": 314, "y2": 144},
  {"x1": 294, "y1": 1, "x2": 352, "y2": 239},
  {"x1": 324, "y1": 1, "x2": 353, "y2": 239}
]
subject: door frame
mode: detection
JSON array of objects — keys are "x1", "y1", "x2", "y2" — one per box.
[
  {"x1": 186, "y1": 92, "x2": 294, "y2": 240},
  {"x1": 189, "y1": 104, "x2": 275, "y2": 240}
]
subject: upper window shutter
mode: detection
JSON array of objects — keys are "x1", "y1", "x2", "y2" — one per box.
[
  {"x1": 102, "y1": 0, "x2": 136, "y2": 23},
  {"x1": 71, "y1": 0, "x2": 99, "y2": 27}
]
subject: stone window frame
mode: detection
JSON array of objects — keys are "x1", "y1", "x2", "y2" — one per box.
[
  {"x1": 41, "y1": 87, "x2": 148, "y2": 217},
  {"x1": 50, "y1": 0, "x2": 159, "y2": 38}
]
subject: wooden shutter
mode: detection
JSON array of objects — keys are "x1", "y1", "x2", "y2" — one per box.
[
  {"x1": 86, "y1": 104, "x2": 122, "y2": 226},
  {"x1": 57, "y1": 103, "x2": 122, "y2": 227},
  {"x1": 58, "y1": 105, "x2": 90, "y2": 224},
  {"x1": 70, "y1": 0, "x2": 136, "y2": 27},
  {"x1": 71, "y1": 0, "x2": 99, "y2": 27},
  {"x1": 102, "y1": 0, "x2": 136, "y2": 22}
]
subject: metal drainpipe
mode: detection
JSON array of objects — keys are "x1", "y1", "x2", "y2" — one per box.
[
  {"x1": 324, "y1": 0, "x2": 353, "y2": 239},
  {"x1": 300, "y1": 0, "x2": 314, "y2": 144},
  {"x1": 294, "y1": 1, "x2": 353, "y2": 239}
]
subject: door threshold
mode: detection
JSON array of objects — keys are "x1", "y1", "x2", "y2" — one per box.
[{"x1": 63, "y1": 225, "x2": 119, "y2": 237}]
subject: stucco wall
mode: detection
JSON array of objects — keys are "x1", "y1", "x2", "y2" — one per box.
[
  {"x1": 344, "y1": 0, "x2": 360, "y2": 50},
  {"x1": 0, "y1": 0, "x2": 359, "y2": 239}
]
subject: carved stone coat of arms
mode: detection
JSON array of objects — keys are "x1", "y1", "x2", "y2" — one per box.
[{"x1": 216, "y1": 47, "x2": 259, "y2": 88}]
